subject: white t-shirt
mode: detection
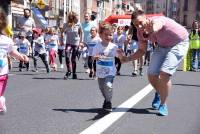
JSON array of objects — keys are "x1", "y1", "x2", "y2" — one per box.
[
  {"x1": 17, "y1": 38, "x2": 31, "y2": 55},
  {"x1": 113, "y1": 33, "x2": 126, "y2": 49},
  {"x1": 0, "y1": 35, "x2": 14, "y2": 76},
  {"x1": 86, "y1": 36, "x2": 101, "y2": 56},
  {"x1": 46, "y1": 34, "x2": 59, "y2": 51},
  {"x1": 18, "y1": 17, "x2": 36, "y2": 36},
  {"x1": 93, "y1": 42, "x2": 118, "y2": 78}
]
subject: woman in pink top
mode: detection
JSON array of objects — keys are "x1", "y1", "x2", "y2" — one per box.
[{"x1": 118, "y1": 9, "x2": 189, "y2": 116}]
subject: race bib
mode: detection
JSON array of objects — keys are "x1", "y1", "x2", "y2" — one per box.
[
  {"x1": 50, "y1": 44, "x2": 56, "y2": 47},
  {"x1": 88, "y1": 43, "x2": 96, "y2": 55},
  {"x1": 118, "y1": 45, "x2": 123, "y2": 49},
  {"x1": 19, "y1": 43, "x2": 28, "y2": 54},
  {"x1": 96, "y1": 57, "x2": 114, "y2": 78},
  {"x1": 49, "y1": 44, "x2": 57, "y2": 50}
]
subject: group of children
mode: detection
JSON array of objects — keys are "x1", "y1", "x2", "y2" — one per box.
[
  {"x1": 0, "y1": 6, "x2": 154, "y2": 114},
  {"x1": 14, "y1": 27, "x2": 65, "y2": 73}
]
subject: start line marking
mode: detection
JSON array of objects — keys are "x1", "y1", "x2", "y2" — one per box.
[{"x1": 80, "y1": 84, "x2": 154, "y2": 134}]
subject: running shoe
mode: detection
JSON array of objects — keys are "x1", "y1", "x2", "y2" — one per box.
[
  {"x1": 64, "y1": 71, "x2": 71, "y2": 79},
  {"x1": 139, "y1": 67, "x2": 143, "y2": 76},
  {"x1": 60, "y1": 64, "x2": 64, "y2": 69},
  {"x1": 0, "y1": 96, "x2": 7, "y2": 114},
  {"x1": 152, "y1": 92, "x2": 161, "y2": 109},
  {"x1": 33, "y1": 69, "x2": 38, "y2": 72},
  {"x1": 158, "y1": 104, "x2": 168, "y2": 116},
  {"x1": 89, "y1": 71, "x2": 93, "y2": 78},
  {"x1": 116, "y1": 71, "x2": 120, "y2": 75},
  {"x1": 132, "y1": 70, "x2": 137, "y2": 76},
  {"x1": 72, "y1": 73, "x2": 77, "y2": 79},
  {"x1": 103, "y1": 101, "x2": 112, "y2": 112}
]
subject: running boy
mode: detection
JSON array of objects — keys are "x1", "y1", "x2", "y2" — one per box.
[
  {"x1": 92, "y1": 22, "x2": 118, "y2": 112},
  {"x1": 33, "y1": 28, "x2": 50, "y2": 73},
  {"x1": 0, "y1": 7, "x2": 29, "y2": 114}
]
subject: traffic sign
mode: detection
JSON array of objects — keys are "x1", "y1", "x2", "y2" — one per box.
[{"x1": 36, "y1": 0, "x2": 46, "y2": 9}]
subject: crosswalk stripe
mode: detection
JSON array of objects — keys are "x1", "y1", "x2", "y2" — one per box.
[{"x1": 80, "y1": 84, "x2": 154, "y2": 134}]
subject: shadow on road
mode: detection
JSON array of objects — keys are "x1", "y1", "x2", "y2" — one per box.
[
  {"x1": 52, "y1": 107, "x2": 159, "y2": 121},
  {"x1": 32, "y1": 77, "x2": 64, "y2": 80},
  {"x1": 173, "y1": 83, "x2": 200, "y2": 87},
  {"x1": 128, "y1": 108, "x2": 158, "y2": 115},
  {"x1": 110, "y1": 107, "x2": 158, "y2": 115},
  {"x1": 115, "y1": 74, "x2": 135, "y2": 77},
  {"x1": 32, "y1": 77, "x2": 94, "y2": 80},
  {"x1": 52, "y1": 108, "x2": 110, "y2": 120}
]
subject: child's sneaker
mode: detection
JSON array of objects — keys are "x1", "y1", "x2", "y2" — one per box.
[
  {"x1": 64, "y1": 71, "x2": 71, "y2": 79},
  {"x1": 132, "y1": 70, "x2": 137, "y2": 76},
  {"x1": 60, "y1": 64, "x2": 64, "y2": 69},
  {"x1": 89, "y1": 71, "x2": 93, "y2": 78},
  {"x1": 72, "y1": 73, "x2": 77, "y2": 79},
  {"x1": 103, "y1": 101, "x2": 112, "y2": 112},
  {"x1": 158, "y1": 104, "x2": 168, "y2": 116},
  {"x1": 152, "y1": 92, "x2": 161, "y2": 109},
  {"x1": 139, "y1": 67, "x2": 143, "y2": 76},
  {"x1": 0, "y1": 96, "x2": 7, "y2": 114}
]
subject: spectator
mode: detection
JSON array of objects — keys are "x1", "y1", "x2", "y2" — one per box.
[{"x1": 18, "y1": 8, "x2": 36, "y2": 56}]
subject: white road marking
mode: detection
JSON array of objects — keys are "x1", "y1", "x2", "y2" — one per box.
[{"x1": 80, "y1": 84, "x2": 154, "y2": 134}]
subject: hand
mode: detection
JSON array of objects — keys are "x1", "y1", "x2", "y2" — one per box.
[
  {"x1": 94, "y1": 55, "x2": 100, "y2": 60},
  {"x1": 79, "y1": 42, "x2": 85, "y2": 49},
  {"x1": 117, "y1": 49, "x2": 124, "y2": 59},
  {"x1": 94, "y1": 55, "x2": 106, "y2": 60},
  {"x1": 119, "y1": 56, "x2": 129, "y2": 63}
]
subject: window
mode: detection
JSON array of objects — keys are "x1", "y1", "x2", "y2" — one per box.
[
  {"x1": 196, "y1": 13, "x2": 200, "y2": 21},
  {"x1": 197, "y1": 0, "x2": 200, "y2": 11},
  {"x1": 183, "y1": 0, "x2": 188, "y2": 11},
  {"x1": 183, "y1": 15, "x2": 187, "y2": 26}
]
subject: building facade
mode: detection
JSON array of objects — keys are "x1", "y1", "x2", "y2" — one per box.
[{"x1": 177, "y1": 0, "x2": 200, "y2": 28}]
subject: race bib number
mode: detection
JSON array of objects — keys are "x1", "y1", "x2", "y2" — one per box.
[{"x1": 96, "y1": 57, "x2": 114, "y2": 78}]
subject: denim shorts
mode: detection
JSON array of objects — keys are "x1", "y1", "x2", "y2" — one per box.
[{"x1": 147, "y1": 38, "x2": 189, "y2": 76}]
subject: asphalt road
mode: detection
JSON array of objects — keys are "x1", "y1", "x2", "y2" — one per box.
[{"x1": 0, "y1": 59, "x2": 199, "y2": 134}]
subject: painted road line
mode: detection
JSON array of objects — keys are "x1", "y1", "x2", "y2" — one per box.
[{"x1": 80, "y1": 84, "x2": 154, "y2": 134}]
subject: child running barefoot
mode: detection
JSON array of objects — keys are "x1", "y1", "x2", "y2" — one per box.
[
  {"x1": 93, "y1": 22, "x2": 118, "y2": 112},
  {"x1": 0, "y1": 7, "x2": 29, "y2": 114}
]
